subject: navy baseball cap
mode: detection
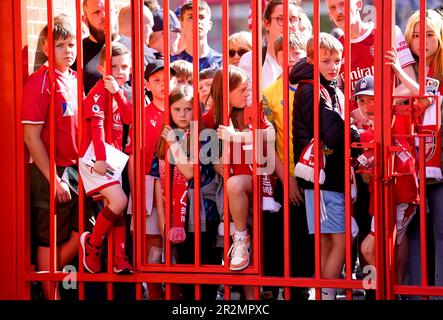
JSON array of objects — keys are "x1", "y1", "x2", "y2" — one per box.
[
  {"x1": 144, "y1": 59, "x2": 177, "y2": 80},
  {"x1": 152, "y1": 9, "x2": 181, "y2": 33},
  {"x1": 353, "y1": 76, "x2": 374, "y2": 98}
]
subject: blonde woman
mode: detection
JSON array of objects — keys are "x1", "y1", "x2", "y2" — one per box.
[
  {"x1": 228, "y1": 31, "x2": 252, "y2": 66},
  {"x1": 396, "y1": 9, "x2": 443, "y2": 293}
]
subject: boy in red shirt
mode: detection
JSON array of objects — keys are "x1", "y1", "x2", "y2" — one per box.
[
  {"x1": 125, "y1": 60, "x2": 177, "y2": 299},
  {"x1": 79, "y1": 42, "x2": 133, "y2": 274},
  {"x1": 355, "y1": 76, "x2": 418, "y2": 284},
  {"x1": 22, "y1": 21, "x2": 93, "y2": 299}
]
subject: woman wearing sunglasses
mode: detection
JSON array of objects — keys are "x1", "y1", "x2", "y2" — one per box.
[{"x1": 228, "y1": 31, "x2": 252, "y2": 66}]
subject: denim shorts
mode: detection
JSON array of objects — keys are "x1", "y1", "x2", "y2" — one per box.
[{"x1": 305, "y1": 189, "x2": 345, "y2": 234}]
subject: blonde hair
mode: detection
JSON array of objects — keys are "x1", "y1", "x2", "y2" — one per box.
[
  {"x1": 306, "y1": 32, "x2": 343, "y2": 60},
  {"x1": 404, "y1": 9, "x2": 443, "y2": 85},
  {"x1": 171, "y1": 60, "x2": 193, "y2": 82},
  {"x1": 228, "y1": 31, "x2": 253, "y2": 51},
  {"x1": 274, "y1": 32, "x2": 307, "y2": 55}
]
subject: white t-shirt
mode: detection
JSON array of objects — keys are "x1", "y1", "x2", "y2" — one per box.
[{"x1": 238, "y1": 49, "x2": 282, "y2": 106}]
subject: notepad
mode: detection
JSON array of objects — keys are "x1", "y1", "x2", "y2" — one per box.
[{"x1": 81, "y1": 142, "x2": 129, "y2": 181}]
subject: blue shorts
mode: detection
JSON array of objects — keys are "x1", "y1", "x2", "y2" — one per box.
[{"x1": 305, "y1": 190, "x2": 345, "y2": 234}]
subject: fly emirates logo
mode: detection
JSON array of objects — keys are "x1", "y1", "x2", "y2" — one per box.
[{"x1": 340, "y1": 65, "x2": 374, "y2": 90}]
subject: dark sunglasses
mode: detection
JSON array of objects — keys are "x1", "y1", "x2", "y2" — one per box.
[{"x1": 229, "y1": 48, "x2": 249, "y2": 58}]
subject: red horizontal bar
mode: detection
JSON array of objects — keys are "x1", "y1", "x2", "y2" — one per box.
[
  {"x1": 394, "y1": 285, "x2": 443, "y2": 297},
  {"x1": 25, "y1": 271, "x2": 367, "y2": 289}
]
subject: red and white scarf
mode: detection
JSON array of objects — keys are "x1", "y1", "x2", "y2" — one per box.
[
  {"x1": 419, "y1": 76, "x2": 442, "y2": 180},
  {"x1": 294, "y1": 81, "x2": 341, "y2": 185},
  {"x1": 159, "y1": 159, "x2": 188, "y2": 244},
  {"x1": 294, "y1": 138, "x2": 326, "y2": 184}
]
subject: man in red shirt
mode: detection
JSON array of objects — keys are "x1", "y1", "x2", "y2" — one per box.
[{"x1": 326, "y1": 0, "x2": 416, "y2": 123}]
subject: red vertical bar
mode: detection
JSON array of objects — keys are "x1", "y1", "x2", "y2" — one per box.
[
  {"x1": 105, "y1": 0, "x2": 113, "y2": 140},
  {"x1": 165, "y1": 283, "x2": 172, "y2": 300},
  {"x1": 418, "y1": 0, "x2": 429, "y2": 296},
  {"x1": 133, "y1": 0, "x2": 142, "y2": 271},
  {"x1": 136, "y1": 283, "x2": 142, "y2": 300},
  {"x1": 418, "y1": 1, "x2": 427, "y2": 96},
  {"x1": 46, "y1": 0, "x2": 58, "y2": 300},
  {"x1": 192, "y1": 0, "x2": 202, "y2": 272},
  {"x1": 282, "y1": 0, "x2": 291, "y2": 300},
  {"x1": 251, "y1": 0, "x2": 263, "y2": 276},
  {"x1": 192, "y1": 0, "x2": 202, "y2": 299},
  {"x1": 163, "y1": 0, "x2": 172, "y2": 268},
  {"x1": 374, "y1": 0, "x2": 386, "y2": 300},
  {"x1": 312, "y1": 0, "x2": 321, "y2": 300},
  {"x1": 382, "y1": 0, "x2": 395, "y2": 300},
  {"x1": 253, "y1": 286, "x2": 260, "y2": 300},
  {"x1": 224, "y1": 284, "x2": 231, "y2": 300},
  {"x1": 343, "y1": 0, "x2": 352, "y2": 298},
  {"x1": 104, "y1": 0, "x2": 113, "y2": 299},
  {"x1": 418, "y1": 135, "x2": 428, "y2": 294},
  {"x1": 75, "y1": 0, "x2": 86, "y2": 300},
  {"x1": 13, "y1": 0, "x2": 30, "y2": 299},
  {"x1": 222, "y1": 0, "x2": 231, "y2": 272},
  {"x1": 133, "y1": 0, "x2": 146, "y2": 272}
]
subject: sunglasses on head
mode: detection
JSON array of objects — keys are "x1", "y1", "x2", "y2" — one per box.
[{"x1": 229, "y1": 48, "x2": 249, "y2": 58}]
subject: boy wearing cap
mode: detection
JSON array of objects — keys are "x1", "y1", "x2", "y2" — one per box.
[
  {"x1": 149, "y1": 9, "x2": 182, "y2": 57},
  {"x1": 171, "y1": 0, "x2": 222, "y2": 70},
  {"x1": 355, "y1": 76, "x2": 418, "y2": 285},
  {"x1": 125, "y1": 60, "x2": 177, "y2": 299},
  {"x1": 126, "y1": 59, "x2": 178, "y2": 184}
]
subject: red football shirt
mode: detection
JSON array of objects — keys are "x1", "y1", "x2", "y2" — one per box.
[
  {"x1": 125, "y1": 102, "x2": 164, "y2": 174},
  {"x1": 79, "y1": 79, "x2": 132, "y2": 160},
  {"x1": 22, "y1": 64, "x2": 79, "y2": 166},
  {"x1": 339, "y1": 23, "x2": 415, "y2": 91}
]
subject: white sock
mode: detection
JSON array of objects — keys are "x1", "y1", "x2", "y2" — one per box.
[
  {"x1": 234, "y1": 229, "x2": 248, "y2": 241},
  {"x1": 321, "y1": 288, "x2": 336, "y2": 300}
]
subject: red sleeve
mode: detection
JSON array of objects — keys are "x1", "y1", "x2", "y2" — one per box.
[
  {"x1": 21, "y1": 71, "x2": 49, "y2": 124},
  {"x1": 114, "y1": 89, "x2": 132, "y2": 124},
  {"x1": 91, "y1": 116, "x2": 107, "y2": 161},
  {"x1": 84, "y1": 82, "x2": 107, "y2": 160},
  {"x1": 83, "y1": 81, "x2": 106, "y2": 121}
]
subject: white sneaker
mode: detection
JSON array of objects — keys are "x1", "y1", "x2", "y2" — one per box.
[{"x1": 228, "y1": 235, "x2": 251, "y2": 271}]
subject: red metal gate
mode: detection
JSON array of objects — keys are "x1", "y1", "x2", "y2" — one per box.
[{"x1": 1, "y1": 0, "x2": 443, "y2": 300}]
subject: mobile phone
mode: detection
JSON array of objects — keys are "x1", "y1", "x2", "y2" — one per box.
[{"x1": 61, "y1": 166, "x2": 79, "y2": 195}]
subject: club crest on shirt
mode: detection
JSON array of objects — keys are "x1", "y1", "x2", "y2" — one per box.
[
  {"x1": 370, "y1": 46, "x2": 375, "y2": 56},
  {"x1": 423, "y1": 130, "x2": 437, "y2": 162},
  {"x1": 93, "y1": 94, "x2": 100, "y2": 103},
  {"x1": 113, "y1": 113, "x2": 121, "y2": 123},
  {"x1": 62, "y1": 102, "x2": 75, "y2": 117},
  {"x1": 150, "y1": 119, "x2": 157, "y2": 127}
]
